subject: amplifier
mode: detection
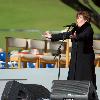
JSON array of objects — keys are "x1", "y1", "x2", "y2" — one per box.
[{"x1": 50, "y1": 80, "x2": 98, "y2": 100}]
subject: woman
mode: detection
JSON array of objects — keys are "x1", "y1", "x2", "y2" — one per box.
[{"x1": 44, "y1": 10, "x2": 97, "y2": 89}]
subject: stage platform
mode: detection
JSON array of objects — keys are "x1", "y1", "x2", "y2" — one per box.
[{"x1": 0, "y1": 68, "x2": 100, "y2": 99}]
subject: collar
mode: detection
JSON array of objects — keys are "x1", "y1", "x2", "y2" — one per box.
[{"x1": 76, "y1": 22, "x2": 91, "y2": 33}]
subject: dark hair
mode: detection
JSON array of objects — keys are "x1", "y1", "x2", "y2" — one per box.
[{"x1": 76, "y1": 11, "x2": 91, "y2": 22}]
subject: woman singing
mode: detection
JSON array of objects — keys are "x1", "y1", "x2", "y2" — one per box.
[{"x1": 44, "y1": 10, "x2": 97, "y2": 89}]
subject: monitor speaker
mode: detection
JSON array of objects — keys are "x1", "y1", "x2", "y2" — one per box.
[
  {"x1": 1, "y1": 80, "x2": 50, "y2": 100},
  {"x1": 50, "y1": 80, "x2": 98, "y2": 100}
]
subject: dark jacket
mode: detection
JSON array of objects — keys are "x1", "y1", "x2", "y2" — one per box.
[{"x1": 51, "y1": 22, "x2": 97, "y2": 89}]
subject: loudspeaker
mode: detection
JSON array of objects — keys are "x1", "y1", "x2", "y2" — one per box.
[
  {"x1": 1, "y1": 80, "x2": 50, "y2": 100},
  {"x1": 1, "y1": 80, "x2": 32, "y2": 100},
  {"x1": 50, "y1": 80, "x2": 98, "y2": 100}
]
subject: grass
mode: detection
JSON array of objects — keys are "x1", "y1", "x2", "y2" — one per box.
[
  {"x1": 0, "y1": 0, "x2": 75, "y2": 30},
  {"x1": 0, "y1": 0, "x2": 99, "y2": 49}
]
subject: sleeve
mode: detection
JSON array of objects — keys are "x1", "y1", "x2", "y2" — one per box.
[
  {"x1": 50, "y1": 30, "x2": 75, "y2": 41},
  {"x1": 51, "y1": 32, "x2": 69, "y2": 41},
  {"x1": 50, "y1": 26, "x2": 77, "y2": 41}
]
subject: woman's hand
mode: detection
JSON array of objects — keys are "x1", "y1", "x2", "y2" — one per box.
[
  {"x1": 43, "y1": 31, "x2": 52, "y2": 39},
  {"x1": 69, "y1": 32, "x2": 76, "y2": 39}
]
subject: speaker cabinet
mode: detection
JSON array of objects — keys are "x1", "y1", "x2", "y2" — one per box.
[
  {"x1": 1, "y1": 80, "x2": 50, "y2": 100},
  {"x1": 50, "y1": 80, "x2": 98, "y2": 100}
]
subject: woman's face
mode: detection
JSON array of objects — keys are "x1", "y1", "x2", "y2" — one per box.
[{"x1": 76, "y1": 15, "x2": 87, "y2": 27}]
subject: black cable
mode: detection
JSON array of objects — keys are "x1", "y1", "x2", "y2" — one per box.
[{"x1": 53, "y1": 26, "x2": 71, "y2": 80}]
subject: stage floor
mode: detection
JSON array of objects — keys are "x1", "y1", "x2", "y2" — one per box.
[{"x1": 0, "y1": 68, "x2": 100, "y2": 99}]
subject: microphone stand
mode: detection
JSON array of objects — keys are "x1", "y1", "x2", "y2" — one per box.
[{"x1": 54, "y1": 26, "x2": 71, "y2": 80}]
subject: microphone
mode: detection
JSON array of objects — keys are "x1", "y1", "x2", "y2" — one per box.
[{"x1": 63, "y1": 23, "x2": 76, "y2": 27}]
